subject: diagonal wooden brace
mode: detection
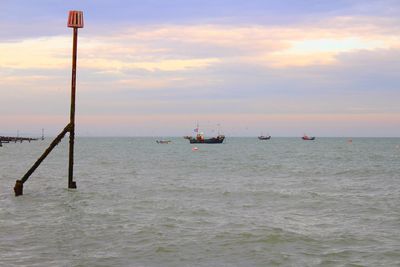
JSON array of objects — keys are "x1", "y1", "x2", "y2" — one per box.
[{"x1": 14, "y1": 123, "x2": 72, "y2": 196}]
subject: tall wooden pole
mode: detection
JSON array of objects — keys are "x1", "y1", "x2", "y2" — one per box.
[
  {"x1": 67, "y1": 10, "x2": 83, "y2": 189},
  {"x1": 68, "y1": 27, "x2": 78, "y2": 189}
]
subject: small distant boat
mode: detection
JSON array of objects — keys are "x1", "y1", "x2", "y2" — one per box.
[
  {"x1": 302, "y1": 135, "x2": 315, "y2": 140},
  {"x1": 156, "y1": 140, "x2": 171, "y2": 144},
  {"x1": 258, "y1": 135, "x2": 271, "y2": 140}
]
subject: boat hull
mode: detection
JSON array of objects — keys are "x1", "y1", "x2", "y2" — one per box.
[
  {"x1": 156, "y1": 140, "x2": 171, "y2": 144},
  {"x1": 258, "y1": 136, "x2": 271, "y2": 140},
  {"x1": 302, "y1": 137, "x2": 315, "y2": 140},
  {"x1": 189, "y1": 136, "x2": 225, "y2": 144}
]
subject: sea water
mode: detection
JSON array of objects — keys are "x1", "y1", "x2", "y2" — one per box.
[{"x1": 1, "y1": 137, "x2": 399, "y2": 266}]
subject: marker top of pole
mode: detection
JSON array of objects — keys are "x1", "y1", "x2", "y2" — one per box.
[{"x1": 68, "y1": 11, "x2": 84, "y2": 28}]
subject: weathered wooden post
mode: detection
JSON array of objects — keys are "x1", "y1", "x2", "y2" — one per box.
[
  {"x1": 14, "y1": 11, "x2": 84, "y2": 196},
  {"x1": 67, "y1": 10, "x2": 84, "y2": 189}
]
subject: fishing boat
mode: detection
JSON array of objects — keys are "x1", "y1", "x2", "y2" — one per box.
[
  {"x1": 258, "y1": 135, "x2": 271, "y2": 140},
  {"x1": 186, "y1": 123, "x2": 225, "y2": 144},
  {"x1": 302, "y1": 134, "x2": 315, "y2": 140},
  {"x1": 188, "y1": 134, "x2": 225, "y2": 144}
]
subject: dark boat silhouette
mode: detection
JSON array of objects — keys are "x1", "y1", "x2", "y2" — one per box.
[
  {"x1": 302, "y1": 134, "x2": 315, "y2": 140},
  {"x1": 188, "y1": 134, "x2": 225, "y2": 144},
  {"x1": 156, "y1": 140, "x2": 171, "y2": 144},
  {"x1": 258, "y1": 135, "x2": 271, "y2": 140}
]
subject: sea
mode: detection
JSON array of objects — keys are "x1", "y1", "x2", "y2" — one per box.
[{"x1": 1, "y1": 137, "x2": 399, "y2": 266}]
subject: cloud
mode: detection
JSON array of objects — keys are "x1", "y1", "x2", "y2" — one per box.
[
  {"x1": 82, "y1": 57, "x2": 220, "y2": 72},
  {"x1": 2, "y1": 15, "x2": 399, "y2": 73}
]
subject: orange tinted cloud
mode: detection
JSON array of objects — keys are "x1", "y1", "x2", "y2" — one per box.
[{"x1": 1, "y1": 16, "x2": 398, "y2": 73}]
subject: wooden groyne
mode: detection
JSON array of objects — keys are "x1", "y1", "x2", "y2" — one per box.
[{"x1": 0, "y1": 136, "x2": 38, "y2": 144}]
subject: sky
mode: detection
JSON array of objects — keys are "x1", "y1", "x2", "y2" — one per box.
[{"x1": 1, "y1": 0, "x2": 399, "y2": 137}]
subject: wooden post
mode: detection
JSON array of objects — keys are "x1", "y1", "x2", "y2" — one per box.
[
  {"x1": 67, "y1": 10, "x2": 84, "y2": 189},
  {"x1": 68, "y1": 27, "x2": 78, "y2": 189}
]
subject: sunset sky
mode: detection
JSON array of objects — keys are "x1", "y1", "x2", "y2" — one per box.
[{"x1": 1, "y1": 0, "x2": 399, "y2": 137}]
